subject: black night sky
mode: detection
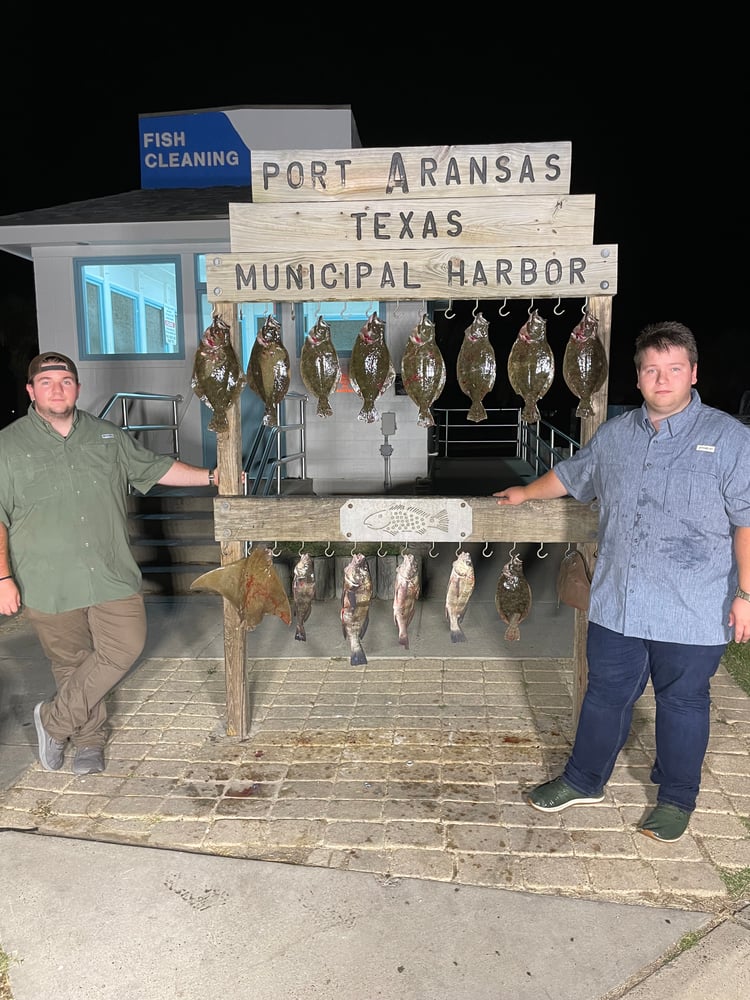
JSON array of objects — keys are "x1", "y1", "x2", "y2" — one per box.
[{"x1": 1, "y1": 31, "x2": 747, "y2": 422}]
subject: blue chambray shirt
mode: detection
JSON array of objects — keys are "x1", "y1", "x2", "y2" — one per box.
[{"x1": 554, "y1": 390, "x2": 750, "y2": 645}]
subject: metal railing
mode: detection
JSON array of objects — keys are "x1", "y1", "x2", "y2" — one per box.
[
  {"x1": 244, "y1": 392, "x2": 308, "y2": 497},
  {"x1": 98, "y1": 391, "x2": 182, "y2": 458},
  {"x1": 432, "y1": 406, "x2": 580, "y2": 477}
]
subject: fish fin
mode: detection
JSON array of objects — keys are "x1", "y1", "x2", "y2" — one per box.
[
  {"x1": 504, "y1": 624, "x2": 521, "y2": 641},
  {"x1": 190, "y1": 562, "x2": 245, "y2": 610},
  {"x1": 350, "y1": 648, "x2": 368, "y2": 666},
  {"x1": 521, "y1": 403, "x2": 540, "y2": 423},
  {"x1": 467, "y1": 402, "x2": 487, "y2": 422},
  {"x1": 316, "y1": 398, "x2": 333, "y2": 418},
  {"x1": 357, "y1": 406, "x2": 379, "y2": 423},
  {"x1": 450, "y1": 628, "x2": 467, "y2": 643},
  {"x1": 575, "y1": 400, "x2": 595, "y2": 417},
  {"x1": 399, "y1": 634, "x2": 410, "y2": 649}
]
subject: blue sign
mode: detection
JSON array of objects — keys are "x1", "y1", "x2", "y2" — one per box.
[{"x1": 139, "y1": 112, "x2": 250, "y2": 189}]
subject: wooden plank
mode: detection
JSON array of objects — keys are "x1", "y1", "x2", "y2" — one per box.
[
  {"x1": 212, "y1": 495, "x2": 599, "y2": 544},
  {"x1": 206, "y1": 245, "x2": 617, "y2": 303},
  {"x1": 251, "y1": 143, "x2": 572, "y2": 202},
  {"x1": 229, "y1": 195, "x2": 595, "y2": 252}
]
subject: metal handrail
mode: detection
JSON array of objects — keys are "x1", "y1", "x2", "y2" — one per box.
[
  {"x1": 244, "y1": 392, "x2": 308, "y2": 496},
  {"x1": 98, "y1": 391, "x2": 182, "y2": 458}
]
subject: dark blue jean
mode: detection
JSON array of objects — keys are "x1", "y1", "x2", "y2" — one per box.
[{"x1": 563, "y1": 623, "x2": 725, "y2": 813}]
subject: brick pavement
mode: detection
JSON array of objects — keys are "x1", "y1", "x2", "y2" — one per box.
[{"x1": 2, "y1": 654, "x2": 749, "y2": 913}]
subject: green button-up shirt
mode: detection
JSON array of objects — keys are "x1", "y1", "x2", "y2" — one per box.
[{"x1": 0, "y1": 406, "x2": 174, "y2": 613}]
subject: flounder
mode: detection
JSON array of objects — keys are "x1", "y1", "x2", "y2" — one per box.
[
  {"x1": 300, "y1": 316, "x2": 341, "y2": 418},
  {"x1": 507, "y1": 309, "x2": 555, "y2": 423},
  {"x1": 349, "y1": 313, "x2": 395, "y2": 423},
  {"x1": 190, "y1": 547, "x2": 291, "y2": 631},
  {"x1": 246, "y1": 314, "x2": 291, "y2": 427},
  {"x1": 191, "y1": 315, "x2": 245, "y2": 433},
  {"x1": 563, "y1": 310, "x2": 608, "y2": 417},
  {"x1": 400, "y1": 314, "x2": 446, "y2": 427},
  {"x1": 457, "y1": 312, "x2": 496, "y2": 422},
  {"x1": 495, "y1": 554, "x2": 532, "y2": 641}
]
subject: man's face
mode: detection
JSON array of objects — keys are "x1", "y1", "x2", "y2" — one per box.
[
  {"x1": 636, "y1": 346, "x2": 696, "y2": 420},
  {"x1": 26, "y1": 369, "x2": 80, "y2": 422}
]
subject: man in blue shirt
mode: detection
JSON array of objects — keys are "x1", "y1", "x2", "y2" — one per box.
[{"x1": 495, "y1": 321, "x2": 750, "y2": 842}]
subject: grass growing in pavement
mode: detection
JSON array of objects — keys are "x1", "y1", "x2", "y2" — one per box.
[
  {"x1": 721, "y1": 641, "x2": 750, "y2": 695},
  {"x1": 0, "y1": 946, "x2": 20, "y2": 1000}
]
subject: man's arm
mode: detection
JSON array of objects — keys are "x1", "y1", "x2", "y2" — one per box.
[
  {"x1": 157, "y1": 461, "x2": 219, "y2": 488},
  {"x1": 493, "y1": 469, "x2": 568, "y2": 507},
  {"x1": 730, "y1": 525, "x2": 750, "y2": 643},
  {"x1": 0, "y1": 523, "x2": 21, "y2": 616}
]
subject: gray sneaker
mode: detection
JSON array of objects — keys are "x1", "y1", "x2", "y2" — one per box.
[
  {"x1": 33, "y1": 702, "x2": 66, "y2": 771},
  {"x1": 73, "y1": 746, "x2": 105, "y2": 776}
]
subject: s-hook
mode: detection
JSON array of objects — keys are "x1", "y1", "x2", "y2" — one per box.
[
  {"x1": 271, "y1": 541, "x2": 282, "y2": 557},
  {"x1": 498, "y1": 298, "x2": 510, "y2": 317},
  {"x1": 482, "y1": 540, "x2": 494, "y2": 558},
  {"x1": 581, "y1": 297, "x2": 589, "y2": 315},
  {"x1": 472, "y1": 299, "x2": 480, "y2": 317},
  {"x1": 554, "y1": 297, "x2": 565, "y2": 316},
  {"x1": 298, "y1": 541, "x2": 305, "y2": 555},
  {"x1": 428, "y1": 541, "x2": 439, "y2": 559},
  {"x1": 455, "y1": 542, "x2": 464, "y2": 556},
  {"x1": 445, "y1": 299, "x2": 455, "y2": 320},
  {"x1": 377, "y1": 541, "x2": 387, "y2": 557},
  {"x1": 509, "y1": 541, "x2": 519, "y2": 558},
  {"x1": 401, "y1": 542, "x2": 410, "y2": 555},
  {"x1": 536, "y1": 541, "x2": 549, "y2": 559},
  {"x1": 351, "y1": 542, "x2": 358, "y2": 556},
  {"x1": 324, "y1": 541, "x2": 334, "y2": 557}
]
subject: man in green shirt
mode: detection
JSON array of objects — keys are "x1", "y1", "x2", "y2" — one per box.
[{"x1": 0, "y1": 352, "x2": 221, "y2": 776}]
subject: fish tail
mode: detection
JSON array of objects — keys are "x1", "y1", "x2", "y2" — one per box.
[
  {"x1": 358, "y1": 405, "x2": 379, "y2": 423},
  {"x1": 575, "y1": 400, "x2": 594, "y2": 417},
  {"x1": 467, "y1": 401, "x2": 487, "y2": 422},
  {"x1": 317, "y1": 397, "x2": 333, "y2": 418},
  {"x1": 450, "y1": 628, "x2": 467, "y2": 643},
  {"x1": 399, "y1": 632, "x2": 409, "y2": 649},
  {"x1": 521, "y1": 403, "x2": 540, "y2": 423},
  {"x1": 504, "y1": 624, "x2": 521, "y2": 641},
  {"x1": 350, "y1": 646, "x2": 368, "y2": 666},
  {"x1": 417, "y1": 409, "x2": 434, "y2": 427},
  {"x1": 295, "y1": 623, "x2": 306, "y2": 641}
]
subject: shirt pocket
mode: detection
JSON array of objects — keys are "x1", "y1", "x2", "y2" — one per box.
[
  {"x1": 17, "y1": 464, "x2": 59, "y2": 504},
  {"x1": 663, "y1": 469, "x2": 725, "y2": 522}
]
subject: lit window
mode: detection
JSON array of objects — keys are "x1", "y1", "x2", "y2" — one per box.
[
  {"x1": 295, "y1": 301, "x2": 381, "y2": 358},
  {"x1": 76, "y1": 258, "x2": 183, "y2": 359}
]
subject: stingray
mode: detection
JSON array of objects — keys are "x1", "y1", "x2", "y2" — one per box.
[{"x1": 190, "y1": 547, "x2": 291, "y2": 630}]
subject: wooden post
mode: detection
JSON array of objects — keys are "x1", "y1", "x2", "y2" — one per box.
[
  {"x1": 213, "y1": 302, "x2": 247, "y2": 738},
  {"x1": 571, "y1": 295, "x2": 612, "y2": 725}
]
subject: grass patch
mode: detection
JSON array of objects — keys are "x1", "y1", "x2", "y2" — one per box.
[
  {"x1": 0, "y1": 945, "x2": 21, "y2": 1000},
  {"x1": 721, "y1": 641, "x2": 750, "y2": 695},
  {"x1": 718, "y1": 866, "x2": 750, "y2": 899}
]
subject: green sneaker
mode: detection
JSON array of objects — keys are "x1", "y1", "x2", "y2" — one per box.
[
  {"x1": 526, "y1": 776, "x2": 605, "y2": 812},
  {"x1": 636, "y1": 803, "x2": 690, "y2": 842}
]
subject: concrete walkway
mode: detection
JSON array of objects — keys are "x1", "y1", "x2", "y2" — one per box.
[{"x1": 1, "y1": 591, "x2": 750, "y2": 998}]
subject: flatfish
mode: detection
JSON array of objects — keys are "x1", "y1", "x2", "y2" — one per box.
[
  {"x1": 246, "y1": 314, "x2": 291, "y2": 427},
  {"x1": 292, "y1": 552, "x2": 316, "y2": 642},
  {"x1": 507, "y1": 309, "x2": 555, "y2": 423},
  {"x1": 349, "y1": 313, "x2": 395, "y2": 423},
  {"x1": 457, "y1": 312, "x2": 496, "y2": 422},
  {"x1": 495, "y1": 554, "x2": 532, "y2": 641},
  {"x1": 563, "y1": 310, "x2": 608, "y2": 417},
  {"x1": 191, "y1": 315, "x2": 245, "y2": 433},
  {"x1": 400, "y1": 314, "x2": 446, "y2": 427},
  {"x1": 300, "y1": 316, "x2": 341, "y2": 418},
  {"x1": 445, "y1": 550, "x2": 475, "y2": 643},
  {"x1": 341, "y1": 552, "x2": 373, "y2": 665},
  {"x1": 190, "y1": 547, "x2": 291, "y2": 631},
  {"x1": 393, "y1": 552, "x2": 421, "y2": 649}
]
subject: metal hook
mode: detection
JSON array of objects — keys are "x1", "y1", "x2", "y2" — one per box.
[
  {"x1": 377, "y1": 541, "x2": 386, "y2": 557},
  {"x1": 472, "y1": 300, "x2": 479, "y2": 317},
  {"x1": 340, "y1": 302, "x2": 348, "y2": 318},
  {"x1": 537, "y1": 542, "x2": 549, "y2": 560},
  {"x1": 527, "y1": 299, "x2": 535, "y2": 316},
  {"x1": 271, "y1": 541, "x2": 281, "y2": 557},
  {"x1": 498, "y1": 298, "x2": 510, "y2": 317},
  {"x1": 298, "y1": 541, "x2": 305, "y2": 556},
  {"x1": 455, "y1": 542, "x2": 464, "y2": 557},
  {"x1": 324, "y1": 541, "x2": 334, "y2": 557},
  {"x1": 581, "y1": 297, "x2": 589, "y2": 315},
  {"x1": 444, "y1": 299, "x2": 455, "y2": 320},
  {"x1": 509, "y1": 542, "x2": 519, "y2": 558},
  {"x1": 351, "y1": 542, "x2": 357, "y2": 556},
  {"x1": 428, "y1": 541, "x2": 439, "y2": 559},
  {"x1": 554, "y1": 297, "x2": 565, "y2": 316},
  {"x1": 482, "y1": 540, "x2": 493, "y2": 558},
  {"x1": 401, "y1": 542, "x2": 409, "y2": 555}
]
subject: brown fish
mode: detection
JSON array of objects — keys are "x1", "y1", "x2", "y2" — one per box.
[
  {"x1": 246, "y1": 314, "x2": 291, "y2": 427},
  {"x1": 445, "y1": 550, "x2": 475, "y2": 643},
  {"x1": 190, "y1": 547, "x2": 292, "y2": 631},
  {"x1": 563, "y1": 310, "x2": 608, "y2": 417},
  {"x1": 349, "y1": 313, "x2": 395, "y2": 423},
  {"x1": 400, "y1": 314, "x2": 446, "y2": 427},
  {"x1": 457, "y1": 312, "x2": 496, "y2": 422},
  {"x1": 341, "y1": 552, "x2": 373, "y2": 665},
  {"x1": 393, "y1": 552, "x2": 421, "y2": 649},
  {"x1": 299, "y1": 316, "x2": 341, "y2": 418},
  {"x1": 495, "y1": 554, "x2": 532, "y2": 641},
  {"x1": 507, "y1": 309, "x2": 555, "y2": 423},
  {"x1": 292, "y1": 552, "x2": 316, "y2": 642},
  {"x1": 191, "y1": 315, "x2": 245, "y2": 433}
]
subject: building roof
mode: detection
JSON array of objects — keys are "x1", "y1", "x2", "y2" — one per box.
[{"x1": 0, "y1": 186, "x2": 252, "y2": 260}]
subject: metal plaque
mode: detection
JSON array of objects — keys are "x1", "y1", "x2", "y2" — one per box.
[{"x1": 339, "y1": 498, "x2": 472, "y2": 543}]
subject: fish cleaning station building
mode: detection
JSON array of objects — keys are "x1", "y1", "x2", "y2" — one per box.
[{"x1": 0, "y1": 105, "x2": 615, "y2": 734}]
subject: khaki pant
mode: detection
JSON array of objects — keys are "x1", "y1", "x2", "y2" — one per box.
[{"x1": 26, "y1": 594, "x2": 147, "y2": 748}]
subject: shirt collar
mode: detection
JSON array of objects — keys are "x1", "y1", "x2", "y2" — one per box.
[{"x1": 638, "y1": 388, "x2": 701, "y2": 436}]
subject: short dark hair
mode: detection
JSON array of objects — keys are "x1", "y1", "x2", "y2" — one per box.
[{"x1": 634, "y1": 321, "x2": 698, "y2": 370}]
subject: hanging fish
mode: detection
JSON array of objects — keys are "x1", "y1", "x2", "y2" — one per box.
[
  {"x1": 341, "y1": 553, "x2": 373, "y2": 665},
  {"x1": 400, "y1": 314, "x2": 446, "y2": 427},
  {"x1": 189, "y1": 547, "x2": 291, "y2": 631},
  {"x1": 563, "y1": 310, "x2": 608, "y2": 418},
  {"x1": 246, "y1": 314, "x2": 291, "y2": 427},
  {"x1": 445, "y1": 550, "x2": 475, "y2": 643},
  {"x1": 292, "y1": 552, "x2": 316, "y2": 641},
  {"x1": 456, "y1": 312, "x2": 496, "y2": 422},
  {"x1": 507, "y1": 309, "x2": 555, "y2": 424},
  {"x1": 349, "y1": 313, "x2": 395, "y2": 423},
  {"x1": 299, "y1": 316, "x2": 341, "y2": 418},
  {"x1": 495, "y1": 554, "x2": 532, "y2": 641},
  {"x1": 191, "y1": 315, "x2": 245, "y2": 433},
  {"x1": 393, "y1": 552, "x2": 421, "y2": 649}
]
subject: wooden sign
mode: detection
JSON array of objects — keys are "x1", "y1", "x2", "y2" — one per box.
[
  {"x1": 206, "y1": 245, "x2": 617, "y2": 303},
  {"x1": 250, "y1": 142, "x2": 572, "y2": 202},
  {"x1": 229, "y1": 195, "x2": 595, "y2": 252}
]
